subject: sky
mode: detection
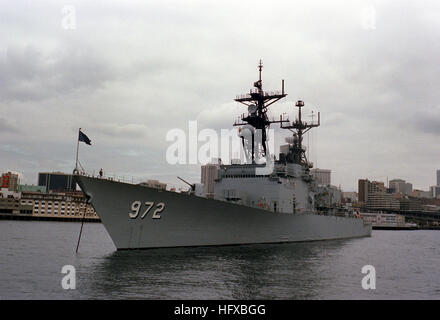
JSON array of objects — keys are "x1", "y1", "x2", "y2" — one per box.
[{"x1": 0, "y1": 0, "x2": 439, "y2": 191}]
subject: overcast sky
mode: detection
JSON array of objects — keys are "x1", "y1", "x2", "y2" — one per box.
[{"x1": 1, "y1": 0, "x2": 439, "y2": 191}]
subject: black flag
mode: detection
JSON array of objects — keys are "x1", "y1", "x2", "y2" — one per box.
[{"x1": 78, "y1": 130, "x2": 92, "y2": 145}]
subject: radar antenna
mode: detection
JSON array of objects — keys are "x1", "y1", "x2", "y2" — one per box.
[
  {"x1": 233, "y1": 60, "x2": 288, "y2": 163},
  {"x1": 279, "y1": 100, "x2": 320, "y2": 167}
]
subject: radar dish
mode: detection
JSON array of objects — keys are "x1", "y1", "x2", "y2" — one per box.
[{"x1": 248, "y1": 104, "x2": 257, "y2": 114}]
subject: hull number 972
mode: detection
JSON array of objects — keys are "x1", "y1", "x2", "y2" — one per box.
[{"x1": 129, "y1": 201, "x2": 165, "y2": 219}]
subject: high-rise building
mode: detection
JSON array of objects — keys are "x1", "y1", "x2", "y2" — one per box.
[
  {"x1": 358, "y1": 178, "x2": 399, "y2": 209},
  {"x1": 201, "y1": 163, "x2": 219, "y2": 198},
  {"x1": 389, "y1": 179, "x2": 413, "y2": 195},
  {"x1": 430, "y1": 186, "x2": 440, "y2": 199},
  {"x1": 370, "y1": 181, "x2": 386, "y2": 194},
  {"x1": 1, "y1": 172, "x2": 19, "y2": 192},
  {"x1": 38, "y1": 172, "x2": 77, "y2": 192},
  {"x1": 311, "y1": 168, "x2": 331, "y2": 186},
  {"x1": 437, "y1": 169, "x2": 440, "y2": 186},
  {"x1": 358, "y1": 179, "x2": 370, "y2": 203}
]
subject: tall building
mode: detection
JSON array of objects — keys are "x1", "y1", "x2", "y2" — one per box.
[
  {"x1": 1, "y1": 172, "x2": 19, "y2": 192},
  {"x1": 358, "y1": 178, "x2": 399, "y2": 210},
  {"x1": 358, "y1": 179, "x2": 369, "y2": 203},
  {"x1": 311, "y1": 168, "x2": 331, "y2": 186},
  {"x1": 430, "y1": 186, "x2": 440, "y2": 199},
  {"x1": 38, "y1": 172, "x2": 77, "y2": 192},
  {"x1": 201, "y1": 163, "x2": 219, "y2": 198},
  {"x1": 389, "y1": 179, "x2": 412, "y2": 195},
  {"x1": 428, "y1": 170, "x2": 440, "y2": 199},
  {"x1": 370, "y1": 181, "x2": 386, "y2": 193}
]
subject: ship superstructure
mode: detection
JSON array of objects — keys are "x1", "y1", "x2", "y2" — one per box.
[{"x1": 206, "y1": 62, "x2": 341, "y2": 216}]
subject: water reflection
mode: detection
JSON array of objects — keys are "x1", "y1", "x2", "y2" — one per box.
[
  {"x1": 3, "y1": 221, "x2": 438, "y2": 299},
  {"x1": 82, "y1": 240, "x2": 351, "y2": 299}
]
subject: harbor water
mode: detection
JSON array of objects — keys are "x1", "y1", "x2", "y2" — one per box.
[{"x1": 0, "y1": 220, "x2": 439, "y2": 299}]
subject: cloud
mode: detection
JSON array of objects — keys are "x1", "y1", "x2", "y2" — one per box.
[
  {"x1": 0, "y1": 44, "x2": 115, "y2": 102},
  {"x1": 411, "y1": 105, "x2": 440, "y2": 136},
  {"x1": 93, "y1": 123, "x2": 149, "y2": 140},
  {"x1": 0, "y1": 0, "x2": 439, "y2": 190},
  {"x1": 0, "y1": 117, "x2": 19, "y2": 133}
]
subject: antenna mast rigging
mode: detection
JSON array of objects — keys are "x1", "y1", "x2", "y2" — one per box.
[
  {"x1": 280, "y1": 100, "x2": 320, "y2": 167},
  {"x1": 233, "y1": 60, "x2": 288, "y2": 163}
]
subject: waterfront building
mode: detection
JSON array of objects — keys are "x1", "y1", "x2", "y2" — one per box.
[
  {"x1": 358, "y1": 179, "x2": 398, "y2": 209},
  {"x1": 411, "y1": 189, "x2": 432, "y2": 199},
  {"x1": 389, "y1": 179, "x2": 413, "y2": 195},
  {"x1": 0, "y1": 183, "x2": 98, "y2": 220},
  {"x1": 399, "y1": 197, "x2": 422, "y2": 211},
  {"x1": 0, "y1": 197, "x2": 33, "y2": 215},
  {"x1": 430, "y1": 186, "x2": 440, "y2": 199},
  {"x1": 38, "y1": 172, "x2": 77, "y2": 192},
  {"x1": 18, "y1": 184, "x2": 46, "y2": 193},
  {"x1": 358, "y1": 179, "x2": 399, "y2": 210},
  {"x1": 361, "y1": 212, "x2": 406, "y2": 228},
  {"x1": 0, "y1": 186, "x2": 31, "y2": 215},
  {"x1": 358, "y1": 179, "x2": 369, "y2": 203},
  {"x1": 422, "y1": 204, "x2": 440, "y2": 212},
  {"x1": 21, "y1": 191, "x2": 98, "y2": 220},
  {"x1": 370, "y1": 181, "x2": 386, "y2": 193},
  {"x1": 366, "y1": 192, "x2": 400, "y2": 210},
  {"x1": 1, "y1": 172, "x2": 19, "y2": 192},
  {"x1": 0, "y1": 187, "x2": 21, "y2": 199},
  {"x1": 311, "y1": 168, "x2": 331, "y2": 186}
]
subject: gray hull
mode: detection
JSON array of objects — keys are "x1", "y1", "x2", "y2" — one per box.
[{"x1": 76, "y1": 176, "x2": 372, "y2": 250}]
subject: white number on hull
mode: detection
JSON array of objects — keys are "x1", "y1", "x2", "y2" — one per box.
[
  {"x1": 129, "y1": 201, "x2": 141, "y2": 219},
  {"x1": 141, "y1": 202, "x2": 154, "y2": 219},
  {"x1": 152, "y1": 202, "x2": 165, "y2": 219},
  {"x1": 129, "y1": 201, "x2": 165, "y2": 220}
]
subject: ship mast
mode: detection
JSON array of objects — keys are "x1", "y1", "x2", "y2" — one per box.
[
  {"x1": 280, "y1": 100, "x2": 320, "y2": 167},
  {"x1": 233, "y1": 60, "x2": 288, "y2": 163}
]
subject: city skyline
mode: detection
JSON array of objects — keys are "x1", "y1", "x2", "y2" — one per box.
[
  {"x1": 3, "y1": 167, "x2": 440, "y2": 195},
  {"x1": 1, "y1": 1, "x2": 439, "y2": 191}
]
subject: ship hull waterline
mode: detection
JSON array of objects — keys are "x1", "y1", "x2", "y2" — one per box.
[{"x1": 75, "y1": 175, "x2": 372, "y2": 250}]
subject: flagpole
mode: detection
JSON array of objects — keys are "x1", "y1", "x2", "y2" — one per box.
[{"x1": 75, "y1": 128, "x2": 80, "y2": 171}]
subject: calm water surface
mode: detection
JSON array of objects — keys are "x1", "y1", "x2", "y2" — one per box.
[{"x1": 1, "y1": 220, "x2": 439, "y2": 299}]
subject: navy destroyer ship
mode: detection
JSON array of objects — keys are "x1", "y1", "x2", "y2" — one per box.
[{"x1": 75, "y1": 61, "x2": 371, "y2": 250}]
